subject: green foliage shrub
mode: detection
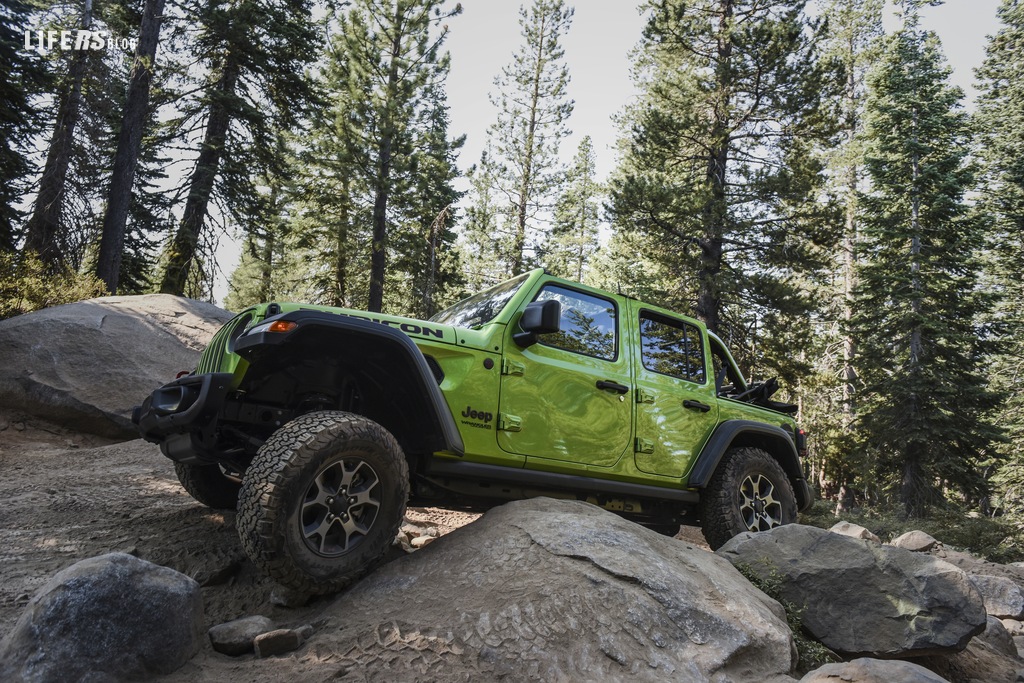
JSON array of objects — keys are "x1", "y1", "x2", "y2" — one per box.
[
  {"x1": 0, "y1": 252, "x2": 106, "y2": 320},
  {"x1": 800, "y1": 500, "x2": 1024, "y2": 564}
]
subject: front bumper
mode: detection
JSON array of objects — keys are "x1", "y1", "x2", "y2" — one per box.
[{"x1": 133, "y1": 372, "x2": 234, "y2": 463}]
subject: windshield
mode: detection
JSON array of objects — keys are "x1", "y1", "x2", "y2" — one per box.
[{"x1": 430, "y1": 273, "x2": 530, "y2": 328}]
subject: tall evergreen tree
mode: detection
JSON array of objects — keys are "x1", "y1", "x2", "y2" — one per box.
[
  {"x1": 458, "y1": 151, "x2": 508, "y2": 291},
  {"x1": 285, "y1": 0, "x2": 462, "y2": 313},
  {"x1": 545, "y1": 135, "x2": 599, "y2": 282},
  {"x1": 0, "y1": 0, "x2": 50, "y2": 252},
  {"x1": 975, "y1": 0, "x2": 1024, "y2": 515},
  {"x1": 389, "y1": 79, "x2": 464, "y2": 317},
  {"x1": 482, "y1": 0, "x2": 574, "y2": 277},
  {"x1": 95, "y1": 0, "x2": 165, "y2": 293},
  {"x1": 23, "y1": 0, "x2": 97, "y2": 271},
  {"x1": 854, "y1": 6, "x2": 998, "y2": 515},
  {"x1": 158, "y1": 0, "x2": 319, "y2": 296},
  {"x1": 802, "y1": 0, "x2": 884, "y2": 508},
  {"x1": 608, "y1": 0, "x2": 839, "y2": 376}
]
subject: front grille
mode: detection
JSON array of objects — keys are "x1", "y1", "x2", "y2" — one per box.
[{"x1": 196, "y1": 311, "x2": 254, "y2": 374}]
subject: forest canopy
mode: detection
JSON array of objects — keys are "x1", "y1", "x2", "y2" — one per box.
[{"x1": 2, "y1": 0, "x2": 1023, "y2": 528}]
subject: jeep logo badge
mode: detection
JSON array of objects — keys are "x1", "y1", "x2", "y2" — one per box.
[{"x1": 460, "y1": 406, "x2": 494, "y2": 429}]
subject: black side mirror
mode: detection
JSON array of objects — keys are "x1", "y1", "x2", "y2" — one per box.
[{"x1": 513, "y1": 300, "x2": 561, "y2": 347}]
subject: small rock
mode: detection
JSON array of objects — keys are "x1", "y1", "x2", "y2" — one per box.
[
  {"x1": 410, "y1": 535, "x2": 435, "y2": 548},
  {"x1": 890, "y1": 530, "x2": 940, "y2": 552},
  {"x1": 976, "y1": 616, "x2": 1017, "y2": 658},
  {"x1": 296, "y1": 624, "x2": 314, "y2": 642},
  {"x1": 270, "y1": 586, "x2": 311, "y2": 609},
  {"x1": 209, "y1": 615, "x2": 276, "y2": 656},
  {"x1": 1000, "y1": 618, "x2": 1023, "y2": 635},
  {"x1": 0, "y1": 418, "x2": 9, "y2": 431},
  {"x1": 970, "y1": 574, "x2": 1024, "y2": 619},
  {"x1": 254, "y1": 629, "x2": 303, "y2": 658},
  {"x1": 195, "y1": 558, "x2": 243, "y2": 587},
  {"x1": 829, "y1": 521, "x2": 881, "y2": 543},
  {"x1": 12, "y1": 421, "x2": 24, "y2": 431},
  {"x1": 1014, "y1": 635, "x2": 1024, "y2": 658},
  {"x1": 799, "y1": 657, "x2": 949, "y2": 682}
]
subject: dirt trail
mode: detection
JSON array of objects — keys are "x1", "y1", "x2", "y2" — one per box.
[{"x1": 0, "y1": 411, "x2": 482, "y2": 640}]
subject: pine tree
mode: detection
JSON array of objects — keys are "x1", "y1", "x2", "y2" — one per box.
[
  {"x1": 94, "y1": 0, "x2": 165, "y2": 293},
  {"x1": 458, "y1": 151, "x2": 510, "y2": 291},
  {"x1": 854, "y1": 6, "x2": 999, "y2": 515},
  {"x1": 803, "y1": 0, "x2": 884, "y2": 509},
  {"x1": 0, "y1": 0, "x2": 50, "y2": 252},
  {"x1": 545, "y1": 135, "x2": 599, "y2": 282},
  {"x1": 483, "y1": 0, "x2": 574, "y2": 277},
  {"x1": 158, "y1": 0, "x2": 319, "y2": 296},
  {"x1": 975, "y1": 0, "x2": 1024, "y2": 516},
  {"x1": 389, "y1": 79, "x2": 465, "y2": 317},
  {"x1": 23, "y1": 0, "x2": 98, "y2": 271},
  {"x1": 608, "y1": 0, "x2": 839, "y2": 376},
  {"x1": 284, "y1": 0, "x2": 462, "y2": 313}
]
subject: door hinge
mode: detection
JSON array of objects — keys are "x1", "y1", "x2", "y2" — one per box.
[
  {"x1": 634, "y1": 437, "x2": 655, "y2": 454},
  {"x1": 501, "y1": 359, "x2": 525, "y2": 376},
  {"x1": 636, "y1": 388, "x2": 656, "y2": 404},
  {"x1": 498, "y1": 413, "x2": 522, "y2": 432}
]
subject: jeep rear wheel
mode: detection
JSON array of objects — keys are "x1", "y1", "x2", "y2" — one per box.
[
  {"x1": 699, "y1": 447, "x2": 796, "y2": 550},
  {"x1": 236, "y1": 411, "x2": 409, "y2": 594},
  {"x1": 174, "y1": 462, "x2": 241, "y2": 510}
]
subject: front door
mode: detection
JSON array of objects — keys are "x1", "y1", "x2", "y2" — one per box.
[
  {"x1": 498, "y1": 283, "x2": 632, "y2": 468},
  {"x1": 630, "y1": 303, "x2": 719, "y2": 478}
]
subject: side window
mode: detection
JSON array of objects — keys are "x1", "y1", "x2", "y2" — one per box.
[
  {"x1": 534, "y1": 285, "x2": 617, "y2": 361},
  {"x1": 639, "y1": 313, "x2": 706, "y2": 384}
]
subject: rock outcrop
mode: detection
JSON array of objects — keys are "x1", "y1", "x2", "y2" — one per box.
[
  {"x1": 0, "y1": 552, "x2": 204, "y2": 682},
  {"x1": 718, "y1": 524, "x2": 988, "y2": 659},
  {"x1": 0, "y1": 295, "x2": 231, "y2": 437},
  {"x1": 285, "y1": 497, "x2": 797, "y2": 682}
]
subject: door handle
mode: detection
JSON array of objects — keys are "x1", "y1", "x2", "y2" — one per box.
[
  {"x1": 596, "y1": 380, "x2": 629, "y2": 395},
  {"x1": 683, "y1": 399, "x2": 711, "y2": 413}
]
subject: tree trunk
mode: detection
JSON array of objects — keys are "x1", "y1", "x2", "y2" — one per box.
[
  {"x1": 366, "y1": 5, "x2": 405, "y2": 313},
  {"x1": 511, "y1": 11, "x2": 547, "y2": 277},
  {"x1": 23, "y1": 0, "x2": 93, "y2": 272},
  {"x1": 95, "y1": 0, "x2": 165, "y2": 293},
  {"x1": 159, "y1": 52, "x2": 239, "y2": 295},
  {"x1": 902, "y1": 110, "x2": 924, "y2": 515},
  {"x1": 695, "y1": 0, "x2": 733, "y2": 335}
]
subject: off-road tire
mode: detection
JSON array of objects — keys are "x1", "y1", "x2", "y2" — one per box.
[
  {"x1": 174, "y1": 462, "x2": 241, "y2": 510},
  {"x1": 236, "y1": 411, "x2": 409, "y2": 594},
  {"x1": 699, "y1": 447, "x2": 797, "y2": 550}
]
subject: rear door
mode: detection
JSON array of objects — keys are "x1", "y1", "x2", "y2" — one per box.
[
  {"x1": 497, "y1": 282, "x2": 633, "y2": 468},
  {"x1": 630, "y1": 302, "x2": 719, "y2": 478}
]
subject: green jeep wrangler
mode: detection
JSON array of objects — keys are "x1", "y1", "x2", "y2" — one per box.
[{"x1": 134, "y1": 270, "x2": 811, "y2": 593}]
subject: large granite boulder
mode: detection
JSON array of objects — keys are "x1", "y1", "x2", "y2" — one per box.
[
  {"x1": 202, "y1": 498, "x2": 796, "y2": 682},
  {"x1": 718, "y1": 525, "x2": 987, "y2": 659},
  {"x1": 0, "y1": 295, "x2": 231, "y2": 437},
  {"x1": 0, "y1": 552, "x2": 204, "y2": 682}
]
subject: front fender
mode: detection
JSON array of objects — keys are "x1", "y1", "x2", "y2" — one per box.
[{"x1": 234, "y1": 310, "x2": 464, "y2": 457}]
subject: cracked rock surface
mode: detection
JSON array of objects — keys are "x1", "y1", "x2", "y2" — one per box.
[{"x1": 169, "y1": 497, "x2": 796, "y2": 682}]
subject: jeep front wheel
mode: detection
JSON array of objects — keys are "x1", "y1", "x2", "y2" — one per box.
[
  {"x1": 236, "y1": 411, "x2": 409, "y2": 594},
  {"x1": 699, "y1": 447, "x2": 796, "y2": 550}
]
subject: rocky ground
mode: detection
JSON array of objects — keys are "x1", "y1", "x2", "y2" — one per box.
[{"x1": 0, "y1": 410, "x2": 485, "y2": 641}]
